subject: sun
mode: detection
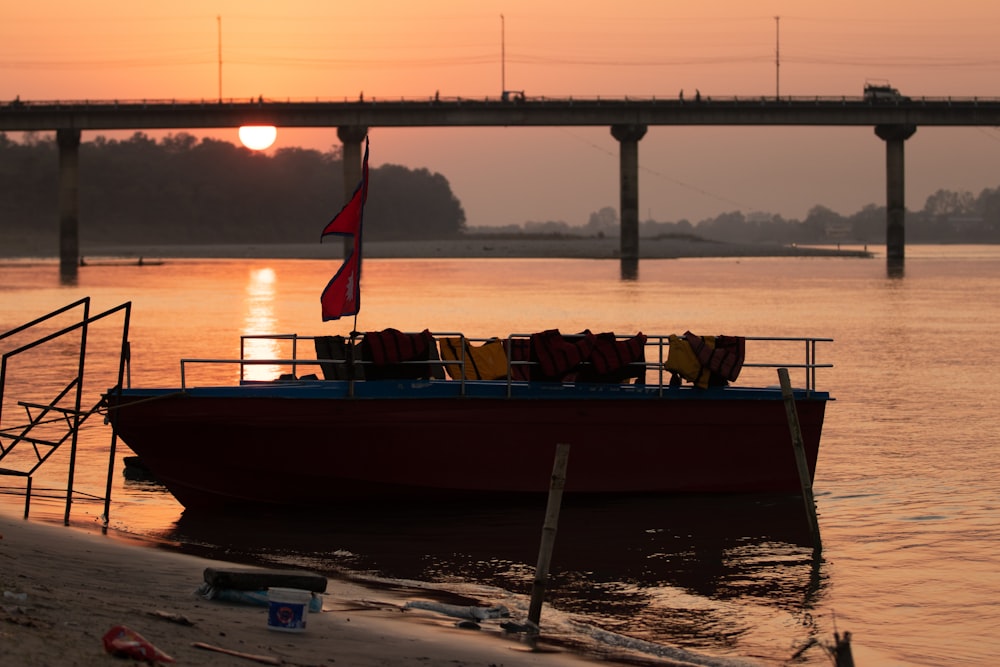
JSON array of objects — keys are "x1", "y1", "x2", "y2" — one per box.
[{"x1": 238, "y1": 126, "x2": 277, "y2": 150}]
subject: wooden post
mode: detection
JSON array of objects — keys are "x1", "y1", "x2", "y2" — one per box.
[
  {"x1": 833, "y1": 631, "x2": 855, "y2": 667},
  {"x1": 526, "y1": 443, "x2": 570, "y2": 634},
  {"x1": 778, "y1": 368, "x2": 822, "y2": 553}
]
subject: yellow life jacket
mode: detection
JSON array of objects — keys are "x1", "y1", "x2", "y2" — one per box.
[
  {"x1": 664, "y1": 333, "x2": 716, "y2": 389},
  {"x1": 440, "y1": 337, "x2": 509, "y2": 380}
]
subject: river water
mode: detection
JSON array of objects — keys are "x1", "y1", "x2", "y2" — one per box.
[{"x1": 1, "y1": 246, "x2": 998, "y2": 666}]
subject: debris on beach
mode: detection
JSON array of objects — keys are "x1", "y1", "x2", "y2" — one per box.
[
  {"x1": 1, "y1": 604, "x2": 45, "y2": 628},
  {"x1": 102, "y1": 625, "x2": 175, "y2": 664},
  {"x1": 197, "y1": 583, "x2": 323, "y2": 612},
  {"x1": 403, "y1": 600, "x2": 510, "y2": 621},
  {"x1": 197, "y1": 566, "x2": 326, "y2": 612},
  {"x1": 202, "y1": 566, "x2": 327, "y2": 593},
  {"x1": 192, "y1": 641, "x2": 281, "y2": 665},
  {"x1": 147, "y1": 609, "x2": 195, "y2": 626}
]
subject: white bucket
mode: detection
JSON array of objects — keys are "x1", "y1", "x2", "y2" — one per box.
[{"x1": 266, "y1": 587, "x2": 311, "y2": 632}]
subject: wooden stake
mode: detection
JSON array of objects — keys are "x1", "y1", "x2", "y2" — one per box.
[
  {"x1": 526, "y1": 443, "x2": 570, "y2": 630},
  {"x1": 833, "y1": 631, "x2": 855, "y2": 667},
  {"x1": 778, "y1": 368, "x2": 822, "y2": 554}
]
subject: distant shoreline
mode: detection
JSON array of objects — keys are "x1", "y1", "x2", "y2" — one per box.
[{"x1": 3, "y1": 238, "x2": 873, "y2": 261}]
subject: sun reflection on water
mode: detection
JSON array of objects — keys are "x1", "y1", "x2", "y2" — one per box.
[{"x1": 242, "y1": 267, "x2": 281, "y2": 381}]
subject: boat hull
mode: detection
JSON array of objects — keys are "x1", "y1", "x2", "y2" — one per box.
[{"x1": 106, "y1": 381, "x2": 829, "y2": 510}]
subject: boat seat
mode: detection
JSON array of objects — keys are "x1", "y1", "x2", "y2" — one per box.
[{"x1": 314, "y1": 335, "x2": 366, "y2": 380}]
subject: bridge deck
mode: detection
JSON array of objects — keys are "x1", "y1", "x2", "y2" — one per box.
[{"x1": 3, "y1": 95, "x2": 1000, "y2": 131}]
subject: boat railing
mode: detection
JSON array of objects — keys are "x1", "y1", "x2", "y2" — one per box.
[
  {"x1": 738, "y1": 335, "x2": 833, "y2": 395},
  {"x1": 175, "y1": 332, "x2": 832, "y2": 397}
]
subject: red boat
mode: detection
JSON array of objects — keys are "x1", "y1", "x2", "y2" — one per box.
[{"x1": 105, "y1": 330, "x2": 832, "y2": 510}]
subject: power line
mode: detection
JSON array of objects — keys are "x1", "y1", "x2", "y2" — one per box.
[
  {"x1": 6, "y1": 49, "x2": 1000, "y2": 71},
  {"x1": 558, "y1": 128, "x2": 749, "y2": 211}
]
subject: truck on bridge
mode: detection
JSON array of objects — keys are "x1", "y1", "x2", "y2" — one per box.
[{"x1": 864, "y1": 80, "x2": 909, "y2": 102}]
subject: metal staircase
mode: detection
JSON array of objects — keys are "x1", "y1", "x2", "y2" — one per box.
[{"x1": 0, "y1": 298, "x2": 131, "y2": 525}]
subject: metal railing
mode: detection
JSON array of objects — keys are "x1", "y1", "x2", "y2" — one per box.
[
  {"x1": 0, "y1": 298, "x2": 131, "y2": 524},
  {"x1": 6, "y1": 94, "x2": 1000, "y2": 108},
  {"x1": 172, "y1": 331, "x2": 832, "y2": 397}
]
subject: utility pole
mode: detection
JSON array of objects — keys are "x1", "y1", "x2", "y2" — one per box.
[
  {"x1": 500, "y1": 14, "x2": 506, "y2": 96},
  {"x1": 217, "y1": 15, "x2": 222, "y2": 102},
  {"x1": 775, "y1": 16, "x2": 780, "y2": 99}
]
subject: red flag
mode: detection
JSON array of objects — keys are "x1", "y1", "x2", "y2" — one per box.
[{"x1": 321, "y1": 137, "x2": 369, "y2": 321}]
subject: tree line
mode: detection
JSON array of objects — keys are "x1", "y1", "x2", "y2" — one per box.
[
  {"x1": 0, "y1": 132, "x2": 466, "y2": 252},
  {"x1": 2, "y1": 131, "x2": 998, "y2": 254},
  {"x1": 484, "y1": 190, "x2": 1000, "y2": 245}
]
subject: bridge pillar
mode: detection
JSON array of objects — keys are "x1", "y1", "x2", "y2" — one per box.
[
  {"x1": 611, "y1": 124, "x2": 647, "y2": 278},
  {"x1": 337, "y1": 126, "x2": 369, "y2": 201},
  {"x1": 56, "y1": 128, "x2": 82, "y2": 277},
  {"x1": 337, "y1": 126, "x2": 368, "y2": 258},
  {"x1": 875, "y1": 124, "x2": 917, "y2": 274}
]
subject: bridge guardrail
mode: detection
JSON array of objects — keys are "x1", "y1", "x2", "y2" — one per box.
[{"x1": 6, "y1": 94, "x2": 1000, "y2": 110}]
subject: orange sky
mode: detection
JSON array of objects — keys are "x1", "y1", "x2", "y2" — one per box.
[{"x1": 4, "y1": 1, "x2": 1000, "y2": 227}]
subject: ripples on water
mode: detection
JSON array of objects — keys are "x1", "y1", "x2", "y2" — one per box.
[
  {"x1": 2, "y1": 248, "x2": 999, "y2": 665},
  {"x1": 146, "y1": 494, "x2": 824, "y2": 664}
]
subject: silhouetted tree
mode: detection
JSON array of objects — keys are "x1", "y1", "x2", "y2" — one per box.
[
  {"x1": 364, "y1": 164, "x2": 466, "y2": 240},
  {"x1": 698, "y1": 210, "x2": 750, "y2": 242},
  {"x1": 848, "y1": 204, "x2": 886, "y2": 243},
  {"x1": 923, "y1": 189, "x2": 975, "y2": 218},
  {"x1": 0, "y1": 132, "x2": 465, "y2": 250},
  {"x1": 585, "y1": 206, "x2": 618, "y2": 237}
]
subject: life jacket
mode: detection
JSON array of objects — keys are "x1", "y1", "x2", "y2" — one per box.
[
  {"x1": 577, "y1": 332, "x2": 647, "y2": 384},
  {"x1": 665, "y1": 331, "x2": 746, "y2": 389},
  {"x1": 505, "y1": 329, "x2": 648, "y2": 384},
  {"x1": 503, "y1": 337, "x2": 534, "y2": 381},
  {"x1": 439, "y1": 337, "x2": 509, "y2": 380},
  {"x1": 361, "y1": 328, "x2": 445, "y2": 380},
  {"x1": 665, "y1": 333, "x2": 713, "y2": 388},
  {"x1": 687, "y1": 332, "x2": 745, "y2": 383},
  {"x1": 529, "y1": 329, "x2": 597, "y2": 381}
]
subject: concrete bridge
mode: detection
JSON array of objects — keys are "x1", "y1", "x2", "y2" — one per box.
[{"x1": 4, "y1": 94, "x2": 1000, "y2": 275}]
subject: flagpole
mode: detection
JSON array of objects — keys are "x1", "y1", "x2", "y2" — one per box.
[{"x1": 320, "y1": 136, "x2": 368, "y2": 324}]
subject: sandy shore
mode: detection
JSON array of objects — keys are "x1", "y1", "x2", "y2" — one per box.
[{"x1": 2, "y1": 513, "x2": 717, "y2": 667}]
